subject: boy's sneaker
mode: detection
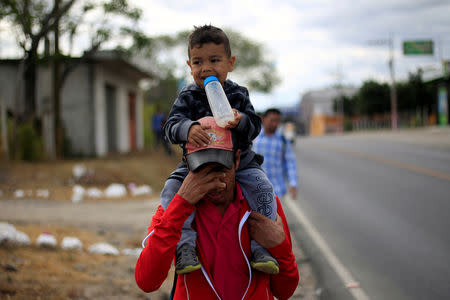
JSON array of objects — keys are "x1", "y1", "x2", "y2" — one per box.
[
  {"x1": 175, "y1": 244, "x2": 201, "y2": 274},
  {"x1": 250, "y1": 247, "x2": 279, "y2": 275}
]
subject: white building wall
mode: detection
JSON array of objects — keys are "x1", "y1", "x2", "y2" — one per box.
[
  {"x1": 136, "y1": 89, "x2": 144, "y2": 150},
  {"x1": 94, "y1": 64, "x2": 144, "y2": 155},
  {"x1": 116, "y1": 85, "x2": 129, "y2": 153},
  {"x1": 94, "y1": 66, "x2": 108, "y2": 157}
]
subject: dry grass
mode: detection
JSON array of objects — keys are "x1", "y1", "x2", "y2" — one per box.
[
  {"x1": 0, "y1": 224, "x2": 136, "y2": 299},
  {"x1": 0, "y1": 148, "x2": 181, "y2": 299},
  {"x1": 0, "y1": 148, "x2": 181, "y2": 202}
]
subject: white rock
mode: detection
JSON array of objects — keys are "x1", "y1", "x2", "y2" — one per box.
[
  {"x1": 61, "y1": 237, "x2": 83, "y2": 251},
  {"x1": 14, "y1": 189, "x2": 24, "y2": 198},
  {"x1": 122, "y1": 248, "x2": 142, "y2": 257},
  {"x1": 73, "y1": 164, "x2": 87, "y2": 179},
  {"x1": 36, "y1": 189, "x2": 50, "y2": 198},
  {"x1": 86, "y1": 187, "x2": 103, "y2": 198},
  {"x1": 88, "y1": 243, "x2": 119, "y2": 255},
  {"x1": 0, "y1": 222, "x2": 17, "y2": 244},
  {"x1": 131, "y1": 185, "x2": 153, "y2": 196},
  {"x1": 0, "y1": 223, "x2": 30, "y2": 247},
  {"x1": 104, "y1": 183, "x2": 127, "y2": 198},
  {"x1": 0, "y1": 222, "x2": 16, "y2": 232},
  {"x1": 14, "y1": 231, "x2": 31, "y2": 246},
  {"x1": 37, "y1": 233, "x2": 57, "y2": 248},
  {"x1": 72, "y1": 185, "x2": 85, "y2": 203}
]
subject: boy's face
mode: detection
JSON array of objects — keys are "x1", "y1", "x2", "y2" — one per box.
[{"x1": 187, "y1": 42, "x2": 236, "y2": 88}]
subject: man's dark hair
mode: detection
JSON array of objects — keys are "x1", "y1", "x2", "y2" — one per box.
[
  {"x1": 263, "y1": 108, "x2": 281, "y2": 117},
  {"x1": 188, "y1": 25, "x2": 231, "y2": 58}
]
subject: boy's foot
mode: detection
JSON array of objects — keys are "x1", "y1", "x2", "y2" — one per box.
[
  {"x1": 250, "y1": 247, "x2": 279, "y2": 274},
  {"x1": 175, "y1": 244, "x2": 201, "y2": 274}
]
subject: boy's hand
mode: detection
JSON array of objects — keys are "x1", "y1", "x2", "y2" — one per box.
[
  {"x1": 226, "y1": 109, "x2": 242, "y2": 129},
  {"x1": 188, "y1": 124, "x2": 211, "y2": 147}
]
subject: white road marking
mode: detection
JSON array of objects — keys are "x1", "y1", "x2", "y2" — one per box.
[{"x1": 285, "y1": 195, "x2": 371, "y2": 300}]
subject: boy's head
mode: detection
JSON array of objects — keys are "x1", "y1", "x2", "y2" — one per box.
[{"x1": 187, "y1": 25, "x2": 235, "y2": 88}]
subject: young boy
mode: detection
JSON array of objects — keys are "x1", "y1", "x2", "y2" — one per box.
[{"x1": 161, "y1": 25, "x2": 279, "y2": 275}]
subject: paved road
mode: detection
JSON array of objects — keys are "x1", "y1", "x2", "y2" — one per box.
[{"x1": 290, "y1": 128, "x2": 450, "y2": 300}]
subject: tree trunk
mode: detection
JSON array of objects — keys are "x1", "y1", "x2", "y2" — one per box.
[
  {"x1": 53, "y1": 12, "x2": 64, "y2": 159},
  {"x1": 0, "y1": 95, "x2": 8, "y2": 160},
  {"x1": 24, "y1": 51, "x2": 37, "y2": 121}
]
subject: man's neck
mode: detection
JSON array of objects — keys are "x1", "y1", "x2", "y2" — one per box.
[{"x1": 214, "y1": 189, "x2": 236, "y2": 216}]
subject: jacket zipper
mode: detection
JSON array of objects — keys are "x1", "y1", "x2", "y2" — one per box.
[
  {"x1": 199, "y1": 210, "x2": 252, "y2": 300},
  {"x1": 239, "y1": 210, "x2": 252, "y2": 300},
  {"x1": 184, "y1": 274, "x2": 190, "y2": 300}
]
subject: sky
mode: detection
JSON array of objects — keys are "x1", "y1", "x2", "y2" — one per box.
[{"x1": 1, "y1": 0, "x2": 449, "y2": 112}]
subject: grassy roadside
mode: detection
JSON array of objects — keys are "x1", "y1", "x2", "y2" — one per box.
[
  {"x1": 0, "y1": 148, "x2": 182, "y2": 202},
  {"x1": 1, "y1": 148, "x2": 181, "y2": 299}
]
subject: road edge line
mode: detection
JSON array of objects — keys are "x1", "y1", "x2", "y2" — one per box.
[{"x1": 285, "y1": 196, "x2": 371, "y2": 300}]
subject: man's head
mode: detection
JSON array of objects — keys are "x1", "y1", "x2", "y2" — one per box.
[
  {"x1": 187, "y1": 25, "x2": 235, "y2": 88},
  {"x1": 184, "y1": 117, "x2": 240, "y2": 205},
  {"x1": 262, "y1": 108, "x2": 281, "y2": 135}
]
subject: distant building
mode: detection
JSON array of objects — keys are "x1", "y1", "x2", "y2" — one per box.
[
  {"x1": 0, "y1": 51, "x2": 151, "y2": 157},
  {"x1": 299, "y1": 86, "x2": 357, "y2": 136}
]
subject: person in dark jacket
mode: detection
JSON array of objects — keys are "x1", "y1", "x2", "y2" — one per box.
[{"x1": 161, "y1": 25, "x2": 278, "y2": 275}]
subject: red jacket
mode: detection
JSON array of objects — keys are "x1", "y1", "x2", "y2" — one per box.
[{"x1": 135, "y1": 191, "x2": 299, "y2": 300}]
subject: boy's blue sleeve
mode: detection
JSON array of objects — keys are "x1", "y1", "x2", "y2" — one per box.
[
  {"x1": 164, "y1": 93, "x2": 199, "y2": 144},
  {"x1": 234, "y1": 87, "x2": 261, "y2": 141}
]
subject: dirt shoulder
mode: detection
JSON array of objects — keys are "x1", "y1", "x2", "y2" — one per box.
[
  {"x1": 1, "y1": 196, "x2": 316, "y2": 299},
  {"x1": 1, "y1": 149, "x2": 316, "y2": 299}
]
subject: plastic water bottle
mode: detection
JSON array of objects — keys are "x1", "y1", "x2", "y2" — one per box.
[{"x1": 204, "y1": 76, "x2": 234, "y2": 127}]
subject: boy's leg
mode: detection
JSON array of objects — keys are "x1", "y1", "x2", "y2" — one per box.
[
  {"x1": 236, "y1": 167, "x2": 279, "y2": 274},
  {"x1": 235, "y1": 167, "x2": 277, "y2": 220},
  {"x1": 161, "y1": 166, "x2": 200, "y2": 274}
]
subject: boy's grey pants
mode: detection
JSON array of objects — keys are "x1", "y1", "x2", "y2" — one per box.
[{"x1": 160, "y1": 164, "x2": 277, "y2": 253}]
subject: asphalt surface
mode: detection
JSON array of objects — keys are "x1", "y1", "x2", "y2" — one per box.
[{"x1": 290, "y1": 127, "x2": 450, "y2": 300}]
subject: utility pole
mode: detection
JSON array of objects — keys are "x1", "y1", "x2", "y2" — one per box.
[
  {"x1": 331, "y1": 63, "x2": 345, "y2": 133},
  {"x1": 368, "y1": 35, "x2": 398, "y2": 130},
  {"x1": 388, "y1": 37, "x2": 398, "y2": 129}
]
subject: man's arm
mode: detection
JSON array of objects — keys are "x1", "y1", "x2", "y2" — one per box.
[
  {"x1": 247, "y1": 196, "x2": 299, "y2": 299},
  {"x1": 135, "y1": 197, "x2": 195, "y2": 292},
  {"x1": 135, "y1": 166, "x2": 227, "y2": 292}
]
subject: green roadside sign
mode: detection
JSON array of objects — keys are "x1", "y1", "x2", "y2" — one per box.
[{"x1": 403, "y1": 40, "x2": 434, "y2": 55}]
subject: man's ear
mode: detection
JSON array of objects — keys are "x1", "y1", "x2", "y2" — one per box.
[{"x1": 183, "y1": 156, "x2": 192, "y2": 172}]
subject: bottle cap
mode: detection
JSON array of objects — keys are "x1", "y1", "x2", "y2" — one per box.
[{"x1": 204, "y1": 76, "x2": 219, "y2": 86}]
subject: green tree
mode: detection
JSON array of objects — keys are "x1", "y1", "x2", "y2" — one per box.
[
  {"x1": 121, "y1": 27, "x2": 281, "y2": 94},
  {"x1": 356, "y1": 80, "x2": 390, "y2": 116}
]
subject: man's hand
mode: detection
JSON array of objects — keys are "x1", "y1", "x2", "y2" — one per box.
[
  {"x1": 177, "y1": 165, "x2": 226, "y2": 205},
  {"x1": 289, "y1": 186, "x2": 297, "y2": 199},
  {"x1": 226, "y1": 109, "x2": 242, "y2": 129},
  {"x1": 247, "y1": 212, "x2": 285, "y2": 248},
  {"x1": 188, "y1": 124, "x2": 211, "y2": 147}
]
